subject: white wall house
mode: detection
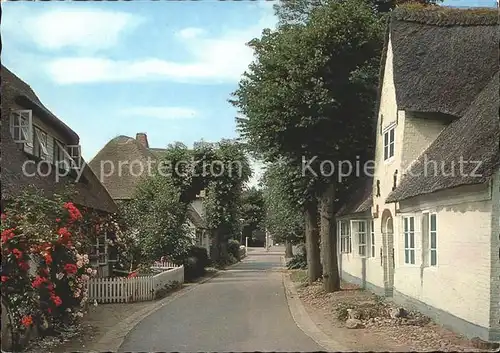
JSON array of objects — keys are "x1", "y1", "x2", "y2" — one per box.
[{"x1": 337, "y1": 7, "x2": 499, "y2": 342}]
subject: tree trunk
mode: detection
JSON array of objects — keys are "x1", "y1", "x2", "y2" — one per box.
[
  {"x1": 285, "y1": 237, "x2": 293, "y2": 258},
  {"x1": 320, "y1": 183, "x2": 340, "y2": 292},
  {"x1": 305, "y1": 199, "x2": 321, "y2": 283},
  {"x1": 210, "y1": 229, "x2": 220, "y2": 262}
]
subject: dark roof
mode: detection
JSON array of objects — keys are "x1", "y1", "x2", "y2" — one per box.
[
  {"x1": 187, "y1": 204, "x2": 206, "y2": 228},
  {"x1": 387, "y1": 72, "x2": 500, "y2": 203},
  {"x1": 1, "y1": 65, "x2": 79, "y2": 145},
  {"x1": 89, "y1": 135, "x2": 158, "y2": 200},
  {"x1": 336, "y1": 177, "x2": 373, "y2": 217},
  {"x1": 1, "y1": 70, "x2": 118, "y2": 213},
  {"x1": 389, "y1": 6, "x2": 498, "y2": 117}
]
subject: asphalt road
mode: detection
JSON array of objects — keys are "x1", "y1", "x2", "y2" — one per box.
[{"x1": 118, "y1": 247, "x2": 322, "y2": 352}]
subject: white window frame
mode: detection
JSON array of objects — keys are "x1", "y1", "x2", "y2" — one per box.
[
  {"x1": 403, "y1": 216, "x2": 416, "y2": 265},
  {"x1": 10, "y1": 110, "x2": 33, "y2": 145},
  {"x1": 67, "y1": 145, "x2": 82, "y2": 168},
  {"x1": 94, "y1": 232, "x2": 108, "y2": 266},
  {"x1": 429, "y1": 213, "x2": 438, "y2": 267},
  {"x1": 383, "y1": 123, "x2": 395, "y2": 161},
  {"x1": 55, "y1": 140, "x2": 78, "y2": 170},
  {"x1": 351, "y1": 220, "x2": 368, "y2": 257},
  {"x1": 339, "y1": 220, "x2": 351, "y2": 254},
  {"x1": 370, "y1": 220, "x2": 375, "y2": 258},
  {"x1": 34, "y1": 127, "x2": 49, "y2": 159}
]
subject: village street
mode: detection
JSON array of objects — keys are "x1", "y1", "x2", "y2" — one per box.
[{"x1": 118, "y1": 247, "x2": 323, "y2": 352}]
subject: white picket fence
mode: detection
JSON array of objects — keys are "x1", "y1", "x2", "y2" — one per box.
[
  {"x1": 152, "y1": 260, "x2": 179, "y2": 269},
  {"x1": 87, "y1": 265, "x2": 184, "y2": 304}
]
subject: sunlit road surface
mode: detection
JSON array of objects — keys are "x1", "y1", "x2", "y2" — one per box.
[{"x1": 118, "y1": 247, "x2": 322, "y2": 352}]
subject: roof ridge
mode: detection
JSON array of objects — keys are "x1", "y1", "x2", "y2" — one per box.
[{"x1": 392, "y1": 5, "x2": 499, "y2": 26}]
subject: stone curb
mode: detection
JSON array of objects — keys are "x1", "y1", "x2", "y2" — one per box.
[
  {"x1": 88, "y1": 269, "x2": 222, "y2": 352},
  {"x1": 281, "y1": 261, "x2": 350, "y2": 353}
]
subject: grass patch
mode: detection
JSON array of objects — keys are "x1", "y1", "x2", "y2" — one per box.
[{"x1": 289, "y1": 269, "x2": 308, "y2": 284}]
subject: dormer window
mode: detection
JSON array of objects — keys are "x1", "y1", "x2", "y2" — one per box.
[
  {"x1": 383, "y1": 124, "x2": 395, "y2": 161},
  {"x1": 10, "y1": 110, "x2": 33, "y2": 145},
  {"x1": 67, "y1": 145, "x2": 82, "y2": 168},
  {"x1": 33, "y1": 126, "x2": 49, "y2": 160}
]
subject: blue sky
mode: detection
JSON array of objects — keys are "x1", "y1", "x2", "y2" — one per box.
[{"x1": 2, "y1": 0, "x2": 496, "y2": 186}]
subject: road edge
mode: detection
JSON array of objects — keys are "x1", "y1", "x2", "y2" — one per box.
[
  {"x1": 91, "y1": 269, "x2": 222, "y2": 352},
  {"x1": 281, "y1": 257, "x2": 350, "y2": 352}
]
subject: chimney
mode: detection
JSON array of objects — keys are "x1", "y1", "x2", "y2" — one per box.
[{"x1": 136, "y1": 133, "x2": 149, "y2": 148}]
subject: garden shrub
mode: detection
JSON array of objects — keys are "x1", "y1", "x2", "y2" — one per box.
[
  {"x1": 182, "y1": 245, "x2": 210, "y2": 281},
  {"x1": 227, "y1": 239, "x2": 241, "y2": 260},
  {"x1": 287, "y1": 251, "x2": 307, "y2": 270}
]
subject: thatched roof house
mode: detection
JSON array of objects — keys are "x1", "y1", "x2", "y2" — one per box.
[
  {"x1": 1, "y1": 66, "x2": 118, "y2": 213},
  {"x1": 385, "y1": 6, "x2": 499, "y2": 202},
  {"x1": 89, "y1": 135, "x2": 157, "y2": 201},
  {"x1": 90, "y1": 133, "x2": 207, "y2": 228}
]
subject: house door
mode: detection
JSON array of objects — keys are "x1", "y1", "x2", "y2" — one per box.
[{"x1": 381, "y1": 209, "x2": 395, "y2": 297}]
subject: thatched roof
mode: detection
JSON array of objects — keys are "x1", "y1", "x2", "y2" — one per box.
[
  {"x1": 1, "y1": 66, "x2": 79, "y2": 144},
  {"x1": 187, "y1": 204, "x2": 206, "y2": 228},
  {"x1": 1, "y1": 67, "x2": 118, "y2": 213},
  {"x1": 390, "y1": 6, "x2": 498, "y2": 117},
  {"x1": 387, "y1": 71, "x2": 500, "y2": 203},
  {"x1": 336, "y1": 177, "x2": 373, "y2": 217},
  {"x1": 89, "y1": 135, "x2": 158, "y2": 200}
]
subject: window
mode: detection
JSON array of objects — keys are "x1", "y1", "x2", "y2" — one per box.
[
  {"x1": 10, "y1": 110, "x2": 33, "y2": 145},
  {"x1": 54, "y1": 140, "x2": 78, "y2": 170},
  {"x1": 403, "y1": 216, "x2": 415, "y2": 264},
  {"x1": 67, "y1": 145, "x2": 82, "y2": 168},
  {"x1": 371, "y1": 220, "x2": 375, "y2": 258},
  {"x1": 352, "y1": 220, "x2": 368, "y2": 257},
  {"x1": 339, "y1": 221, "x2": 351, "y2": 253},
  {"x1": 92, "y1": 233, "x2": 108, "y2": 266},
  {"x1": 429, "y1": 214, "x2": 437, "y2": 266},
  {"x1": 33, "y1": 127, "x2": 49, "y2": 159},
  {"x1": 383, "y1": 125, "x2": 395, "y2": 160}
]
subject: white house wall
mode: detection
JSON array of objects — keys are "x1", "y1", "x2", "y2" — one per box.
[
  {"x1": 337, "y1": 213, "x2": 386, "y2": 294},
  {"x1": 340, "y1": 32, "x2": 498, "y2": 341},
  {"x1": 397, "y1": 183, "x2": 493, "y2": 333},
  {"x1": 400, "y1": 112, "x2": 447, "y2": 172},
  {"x1": 490, "y1": 168, "x2": 500, "y2": 338}
]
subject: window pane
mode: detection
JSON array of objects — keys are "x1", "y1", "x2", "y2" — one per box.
[
  {"x1": 430, "y1": 232, "x2": 436, "y2": 249},
  {"x1": 430, "y1": 250, "x2": 437, "y2": 266},
  {"x1": 384, "y1": 145, "x2": 388, "y2": 160},
  {"x1": 409, "y1": 217, "x2": 414, "y2": 232},
  {"x1": 410, "y1": 250, "x2": 415, "y2": 264},
  {"x1": 404, "y1": 218, "x2": 408, "y2": 232},
  {"x1": 389, "y1": 142, "x2": 394, "y2": 158},
  {"x1": 405, "y1": 249, "x2": 409, "y2": 263},
  {"x1": 430, "y1": 214, "x2": 436, "y2": 231},
  {"x1": 384, "y1": 132, "x2": 388, "y2": 146},
  {"x1": 389, "y1": 128, "x2": 394, "y2": 142},
  {"x1": 410, "y1": 233, "x2": 415, "y2": 248},
  {"x1": 404, "y1": 232, "x2": 408, "y2": 248}
]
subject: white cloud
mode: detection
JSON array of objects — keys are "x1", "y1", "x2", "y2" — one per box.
[
  {"x1": 44, "y1": 5, "x2": 277, "y2": 84},
  {"x1": 4, "y1": 7, "x2": 142, "y2": 52},
  {"x1": 120, "y1": 106, "x2": 198, "y2": 120},
  {"x1": 176, "y1": 27, "x2": 205, "y2": 39}
]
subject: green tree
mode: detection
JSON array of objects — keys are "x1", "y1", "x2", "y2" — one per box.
[
  {"x1": 261, "y1": 163, "x2": 305, "y2": 258},
  {"x1": 240, "y1": 187, "x2": 266, "y2": 244},
  {"x1": 120, "y1": 175, "x2": 192, "y2": 265},
  {"x1": 273, "y1": 0, "x2": 443, "y2": 26},
  {"x1": 203, "y1": 141, "x2": 251, "y2": 263},
  {"x1": 231, "y1": 0, "x2": 384, "y2": 290}
]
